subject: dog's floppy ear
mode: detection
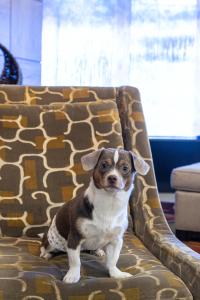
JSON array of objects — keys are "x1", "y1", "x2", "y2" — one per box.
[
  {"x1": 129, "y1": 151, "x2": 150, "y2": 175},
  {"x1": 81, "y1": 148, "x2": 104, "y2": 171}
]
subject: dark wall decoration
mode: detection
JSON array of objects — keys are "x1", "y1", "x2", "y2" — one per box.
[{"x1": 0, "y1": 43, "x2": 22, "y2": 84}]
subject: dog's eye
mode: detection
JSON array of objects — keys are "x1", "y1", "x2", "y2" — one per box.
[
  {"x1": 121, "y1": 164, "x2": 130, "y2": 174},
  {"x1": 100, "y1": 161, "x2": 110, "y2": 171}
]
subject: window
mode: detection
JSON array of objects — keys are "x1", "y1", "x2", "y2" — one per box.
[{"x1": 42, "y1": 0, "x2": 200, "y2": 137}]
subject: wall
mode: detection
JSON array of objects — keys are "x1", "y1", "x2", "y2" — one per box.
[
  {"x1": 0, "y1": 0, "x2": 42, "y2": 85},
  {"x1": 150, "y1": 138, "x2": 200, "y2": 192}
]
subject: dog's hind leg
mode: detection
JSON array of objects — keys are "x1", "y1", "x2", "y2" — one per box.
[
  {"x1": 40, "y1": 245, "x2": 53, "y2": 260},
  {"x1": 40, "y1": 231, "x2": 54, "y2": 260}
]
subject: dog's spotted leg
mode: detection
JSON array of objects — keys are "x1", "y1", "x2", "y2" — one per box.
[
  {"x1": 106, "y1": 238, "x2": 132, "y2": 279},
  {"x1": 63, "y1": 244, "x2": 81, "y2": 284},
  {"x1": 40, "y1": 232, "x2": 55, "y2": 260}
]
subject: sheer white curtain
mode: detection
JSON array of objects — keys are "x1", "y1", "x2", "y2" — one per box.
[{"x1": 42, "y1": 0, "x2": 200, "y2": 137}]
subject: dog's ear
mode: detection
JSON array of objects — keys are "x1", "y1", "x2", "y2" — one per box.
[
  {"x1": 81, "y1": 148, "x2": 104, "y2": 171},
  {"x1": 129, "y1": 151, "x2": 150, "y2": 175}
]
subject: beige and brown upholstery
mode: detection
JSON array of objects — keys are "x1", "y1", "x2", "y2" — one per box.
[
  {"x1": 171, "y1": 163, "x2": 200, "y2": 240},
  {"x1": 0, "y1": 85, "x2": 199, "y2": 299}
]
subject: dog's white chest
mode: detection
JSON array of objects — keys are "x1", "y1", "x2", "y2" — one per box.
[
  {"x1": 80, "y1": 219, "x2": 125, "y2": 250},
  {"x1": 79, "y1": 189, "x2": 129, "y2": 250}
]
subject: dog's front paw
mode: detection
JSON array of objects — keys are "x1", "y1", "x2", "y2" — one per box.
[
  {"x1": 109, "y1": 267, "x2": 132, "y2": 279},
  {"x1": 63, "y1": 268, "x2": 80, "y2": 284}
]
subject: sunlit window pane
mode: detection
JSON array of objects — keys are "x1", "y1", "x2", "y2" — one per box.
[{"x1": 42, "y1": 0, "x2": 200, "y2": 137}]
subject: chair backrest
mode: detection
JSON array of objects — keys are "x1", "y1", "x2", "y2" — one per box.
[
  {"x1": 0, "y1": 85, "x2": 164, "y2": 241},
  {"x1": 0, "y1": 86, "x2": 124, "y2": 237}
]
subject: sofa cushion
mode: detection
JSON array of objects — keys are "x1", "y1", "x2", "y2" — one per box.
[
  {"x1": 0, "y1": 101, "x2": 123, "y2": 237},
  {"x1": 171, "y1": 162, "x2": 200, "y2": 192},
  {"x1": 0, "y1": 232, "x2": 192, "y2": 300},
  {"x1": 175, "y1": 190, "x2": 200, "y2": 231}
]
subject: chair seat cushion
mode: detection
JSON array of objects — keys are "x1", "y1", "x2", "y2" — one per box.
[
  {"x1": 0, "y1": 232, "x2": 192, "y2": 300},
  {"x1": 171, "y1": 162, "x2": 200, "y2": 192}
]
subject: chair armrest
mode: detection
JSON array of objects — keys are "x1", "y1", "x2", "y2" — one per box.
[
  {"x1": 117, "y1": 85, "x2": 200, "y2": 298},
  {"x1": 131, "y1": 175, "x2": 200, "y2": 299}
]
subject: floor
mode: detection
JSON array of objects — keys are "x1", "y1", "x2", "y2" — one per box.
[
  {"x1": 159, "y1": 193, "x2": 200, "y2": 254},
  {"x1": 159, "y1": 193, "x2": 175, "y2": 203},
  {"x1": 159, "y1": 193, "x2": 175, "y2": 232}
]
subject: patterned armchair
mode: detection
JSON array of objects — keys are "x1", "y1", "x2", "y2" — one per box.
[{"x1": 0, "y1": 85, "x2": 199, "y2": 299}]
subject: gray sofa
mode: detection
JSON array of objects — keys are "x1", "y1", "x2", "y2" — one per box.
[{"x1": 171, "y1": 162, "x2": 200, "y2": 241}]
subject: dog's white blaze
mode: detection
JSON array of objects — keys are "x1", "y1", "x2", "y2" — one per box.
[{"x1": 114, "y1": 150, "x2": 119, "y2": 164}]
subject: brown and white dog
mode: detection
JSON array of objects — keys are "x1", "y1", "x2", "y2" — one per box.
[{"x1": 40, "y1": 148, "x2": 149, "y2": 283}]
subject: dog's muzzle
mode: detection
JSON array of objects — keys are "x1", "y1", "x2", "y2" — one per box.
[
  {"x1": 107, "y1": 175, "x2": 117, "y2": 186},
  {"x1": 106, "y1": 174, "x2": 122, "y2": 190}
]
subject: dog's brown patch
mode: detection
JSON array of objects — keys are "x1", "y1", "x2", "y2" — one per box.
[{"x1": 55, "y1": 194, "x2": 94, "y2": 249}]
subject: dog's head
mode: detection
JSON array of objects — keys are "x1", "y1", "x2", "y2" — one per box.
[{"x1": 81, "y1": 148, "x2": 149, "y2": 192}]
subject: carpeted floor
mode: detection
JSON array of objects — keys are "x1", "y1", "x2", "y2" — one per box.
[
  {"x1": 161, "y1": 201, "x2": 175, "y2": 224},
  {"x1": 161, "y1": 201, "x2": 200, "y2": 254},
  {"x1": 185, "y1": 241, "x2": 200, "y2": 253}
]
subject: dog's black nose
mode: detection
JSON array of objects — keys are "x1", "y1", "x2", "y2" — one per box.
[{"x1": 107, "y1": 175, "x2": 117, "y2": 185}]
